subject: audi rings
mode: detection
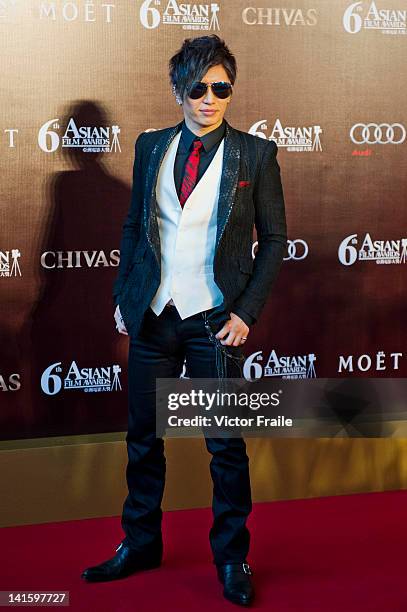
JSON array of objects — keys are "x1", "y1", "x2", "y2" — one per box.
[
  {"x1": 350, "y1": 123, "x2": 406, "y2": 145},
  {"x1": 283, "y1": 239, "x2": 308, "y2": 261}
]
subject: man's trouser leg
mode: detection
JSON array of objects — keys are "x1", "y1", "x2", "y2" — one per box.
[
  {"x1": 121, "y1": 306, "x2": 184, "y2": 550},
  {"x1": 183, "y1": 307, "x2": 252, "y2": 565}
]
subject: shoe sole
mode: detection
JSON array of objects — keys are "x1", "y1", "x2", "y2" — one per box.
[
  {"x1": 81, "y1": 559, "x2": 162, "y2": 582},
  {"x1": 223, "y1": 591, "x2": 253, "y2": 607}
]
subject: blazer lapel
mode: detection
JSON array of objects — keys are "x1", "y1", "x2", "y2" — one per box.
[
  {"x1": 215, "y1": 120, "x2": 240, "y2": 251},
  {"x1": 144, "y1": 121, "x2": 183, "y2": 267},
  {"x1": 144, "y1": 118, "x2": 240, "y2": 267}
]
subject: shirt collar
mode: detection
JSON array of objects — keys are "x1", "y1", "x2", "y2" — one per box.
[{"x1": 181, "y1": 118, "x2": 226, "y2": 153}]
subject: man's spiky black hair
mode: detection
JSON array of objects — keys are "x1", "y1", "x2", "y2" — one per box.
[{"x1": 169, "y1": 35, "x2": 237, "y2": 102}]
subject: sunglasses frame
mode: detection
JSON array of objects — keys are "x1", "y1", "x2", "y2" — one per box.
[{"x1": 187, "y1": 80, "x2": 233, "y2": 100}]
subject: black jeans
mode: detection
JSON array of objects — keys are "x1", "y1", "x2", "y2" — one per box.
[{"x1": 121, "y1": 304, "x2": 252, "y2": 565}]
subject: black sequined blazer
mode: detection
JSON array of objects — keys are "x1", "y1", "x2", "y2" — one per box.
[{"x1": 113, "y1": 119, "x2": 287, "y2": 338}]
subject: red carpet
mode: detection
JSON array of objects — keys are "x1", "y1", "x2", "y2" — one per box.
[{"x1": 0, "y1": 491, "x2": 405, "y2": 611}]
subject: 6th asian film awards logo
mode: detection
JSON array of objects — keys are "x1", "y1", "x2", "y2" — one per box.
[
  {"x1": 249, "y1": 119, "x2": 323, "y2": 153},
  {"x1": 243, "y1": 350, "x2": 317, "y2": 380},
  {"x1": 338, "y1": 233, "x2": 407, "y2": 266},
  {"x1": 343, "y1": 1, "x2": 407, "y2": 35},
  {"x1": 41, "y1": 361, "x2": 122, "y2": 396},
  {"x1": 0, "y1": 249, "x2": 22, "y2": 278},
  {"x1": 139, "y1": 0, "x2": 220, "y2": 30},
  {"x1": 38, "y1": 118, "x2": 121, "y2": 154}
]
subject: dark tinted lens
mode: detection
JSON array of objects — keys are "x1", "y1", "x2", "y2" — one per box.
[
  {"x1": 188, "y1": 81, "x2": 232, "y2": 99},
  {"x1": 188, "y1": 82, "x2": 207, "y2": 99},
  {"x1": 211, "y1": 82, "x2": 232, "y2": 99}
]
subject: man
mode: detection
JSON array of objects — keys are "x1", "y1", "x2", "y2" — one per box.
[{"x1": 81, "y1": 35, "x2": 287, "y2": 607}]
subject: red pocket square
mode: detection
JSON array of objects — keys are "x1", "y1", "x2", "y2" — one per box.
[{"x1": 238, "y1": 180, "x2": 250, "y2": 188}]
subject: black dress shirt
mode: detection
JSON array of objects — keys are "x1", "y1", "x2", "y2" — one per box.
[{"x1": 173, "y1": 119, "x2": 226, "y2": 197}]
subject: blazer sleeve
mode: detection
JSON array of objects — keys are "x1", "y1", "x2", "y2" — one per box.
[
  {"x1": 112, "y1": 131, "x2": 145, "y2": 307},
  {"x1": 231, "y1": 139, "x2": 287, "y2": 325}
]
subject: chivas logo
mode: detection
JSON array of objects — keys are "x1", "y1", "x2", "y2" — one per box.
[
  {"x1": 0, "y1": 373, "x2": 21, "y2": 392},
  {"x1": 40, "y1": 250, "x2": 120, "y2": 269}
]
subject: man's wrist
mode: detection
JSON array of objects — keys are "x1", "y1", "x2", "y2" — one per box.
[{"x1": 231, "y1": 305, "x2": 256, "y2": 327}]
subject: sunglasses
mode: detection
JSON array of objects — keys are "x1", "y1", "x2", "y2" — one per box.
[{"x1": 187, "y1": 81, "x2": 233, "y2": 100}]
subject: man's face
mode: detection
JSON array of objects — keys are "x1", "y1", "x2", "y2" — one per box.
[{"x1": 181, "y1": 64, "x2": 232, "y2": 133}]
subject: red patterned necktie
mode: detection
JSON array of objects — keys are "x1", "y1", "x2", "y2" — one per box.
[{"x1": 179, "y1": 138, "x2": 203, "y2": 208}]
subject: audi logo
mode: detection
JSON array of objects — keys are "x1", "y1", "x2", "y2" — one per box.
[
  {"x1": 283, "y1": 239, "x2": 308, "y2": 261},
  {"x1": 252, "y1": 239, "x2": 308, "y2": 261},
  {"x1": 350, "y1": 123, "x2": 406, "y2": 145}
]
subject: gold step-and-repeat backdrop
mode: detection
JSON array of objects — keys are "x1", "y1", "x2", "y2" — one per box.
[{"x1": 1, "y1": 1, "x2": 406, "y2": 442}]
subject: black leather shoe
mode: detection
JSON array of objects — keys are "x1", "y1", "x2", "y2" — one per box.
[
  {"x1": 217, "y1": 562, "x2": 254, "y2": 606},
  {"x1": 81, "y1": 541, "x2": 162, "y2": 582}
]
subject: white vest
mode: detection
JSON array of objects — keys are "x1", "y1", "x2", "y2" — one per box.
[{"x1": 150, "y1": 131, "x2": 224, "y2": 319}]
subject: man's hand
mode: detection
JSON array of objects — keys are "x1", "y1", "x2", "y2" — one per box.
[
  {"x1": 114, "y1": 304, "x2": 128, "y2": 335},
  {"x1": 215, "y1": 312, "x2": 249, "y2": 346}
]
